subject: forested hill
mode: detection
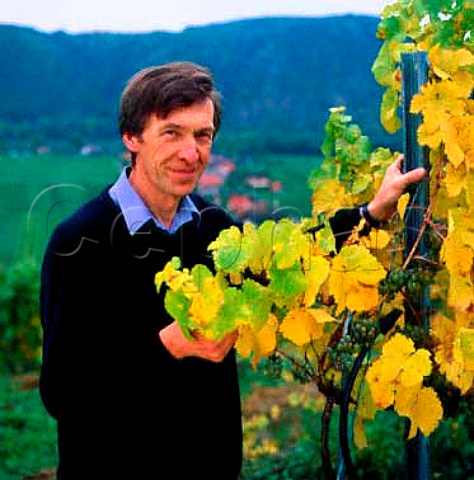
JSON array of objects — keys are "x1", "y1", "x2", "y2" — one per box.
[{"x1": 0, "y1": 15, "x2": 401, "y2": 156}]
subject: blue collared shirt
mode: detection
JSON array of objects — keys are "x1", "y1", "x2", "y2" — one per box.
[{"x1": 109, "y1": 168, "x2": 199, "y2": 234}]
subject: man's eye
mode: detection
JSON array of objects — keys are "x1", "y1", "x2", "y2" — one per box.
[
  {"x1": 196, "y1": 132, "x2": 213, "y2": 142},
  {"x1": 163, "y1": 130, "x2": 179, "y2": 138}
]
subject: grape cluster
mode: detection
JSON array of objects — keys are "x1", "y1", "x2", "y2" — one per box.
[
  {"x1": 263, "y1": 353, "x2": 313, "y2": 384},
  {"x1": 379, "y1": 265, "x2": 437, "y2": 300},
  {"x1": 264, "y1": 353, "x2": 283, "y2": 380},
  {"x1": 378, "y1": 266, "x2": 410, "y2": 300},
  {"x1": 292, "y1": 363, "x2": 314, "y2": 384},
  {"x1": 326, "y1": 335, "x2": 359, "y2": 372},
  {"x1": 406, "y1": 267, "x2": 436, "y2": 297},
  {"x1": 351, "y1": 316, "x2": 380, "y2": 344},
  {"x1": 326, "y1": 317, "x2": 379, "y2": 372}
]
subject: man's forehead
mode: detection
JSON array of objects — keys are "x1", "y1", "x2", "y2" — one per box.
[{"x1": 153, "y1": 100, "x2": 215, "y2": 126}]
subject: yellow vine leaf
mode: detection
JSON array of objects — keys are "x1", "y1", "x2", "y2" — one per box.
[
  {"x1": 353, "y1": 381, "x2": 376, "y2": 449},
  {"x1": 361, "y1": 229, "x2": 391, "y2": 250},
  {"x1": 441, "y1": 212, "x2": 474, "y2": 310},
  {"x1": 248, "y1": 220, "x2": 273, "y2": 275},
  {"x1": 444, "y1": 162, "x2": 467, "y2": 198},
  {"x1": 155, "y1": 257, "x2": 195, "y2": 294},
  {"x1": 367, "y1": 332, "x2": 443, "y2": 438},
  {"x1": 429, "y1": 44, "x2": 474, "y2": 80},
  {"x1": 454, "y1": 113, "x2": 474, "y2": 171},
  {"x1": 467, "y1": 171, "x2": 474, "y2": 211},
  {"x1": 329, "y1": 245, "x2": 386, "y2": 314},
  {"x1": 395, "y1": 386, "x2": 443, "y2": 439},
  {"x1": 208, "y1": 225, "x2": 252, "y2": 274},
  {"x1": 397, "y1": 193, "x2": 410, "y2": 220},
  {"x1": 353, "y1": 416, "x2": 368, "y2": 449},
  {"x1": 411, "y1": 78, "x2": 472, "y2": 166},
  {"x1": 443, "y1": 117, "x2": 465, "y2": 168},
  {"x1": 242, "y1": 222, "x2": 259, "y2": 273},
  {"x1": 352, "y1": 172, "x2": 373, "y2": 196},
  {"x1": 312, "y1": 179, "x2": 353, "y2": 215},
  {"x1": 365, "y1": 360, "x2": 395, "y2": 408},
  {"x1": 417, "y1": 120, "x2": 443, "y2": 150},
  {"x1": 411, "y1": 80, "x2": 466, "y2": 121},
  {"x1": 236, "y1": 314, "x2": 278, "y2": 367},
  {"x1": 371, "y1": 41, "x2": 397, "y2": 88},
  {"x1": 188, "y1": 276, "x2": 224, "y2": 328},
  {"x1": 455, "y1": 327, "x2": 474, "y2": 372},
  {"x1": 279, "y1": 307, "x2": 333, "y2": 346},
  {"x1": 304, "y1": 255, "x2": 330, "y2": 306},
  {"x1": 312, "y1": 224, "x2": 336, "y2": 256},
  {"x1": 381, "y1": 88, "x2": 402, "y2": 133},
  {"x1": 431, "y1": 313, "x2": 473, "y2": 393},
  {"x1": 366, "y1": 333, "x2": 433, "y2": 409},
  {"x1": 399, "y1": 349, "x2": 432, "y2": 387},
  {"x1": 273, "y1": 221, "x2": 310, "y2": 269},
  {"x1": 446, "y1": 273, "x2": 474, "y2": 312}
]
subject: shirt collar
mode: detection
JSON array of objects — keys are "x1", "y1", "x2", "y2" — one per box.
[{"x1": 109, "y1": 167, "x2": 199, "y2": 234}]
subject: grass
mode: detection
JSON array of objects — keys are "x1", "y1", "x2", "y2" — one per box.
[{"x1": 0, "y1": 374, "x2": 57, "y2": 480}]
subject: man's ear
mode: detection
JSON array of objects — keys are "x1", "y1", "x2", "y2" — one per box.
[{"x1": 122, "y1": 132, "x2": 141, "y2": 153}]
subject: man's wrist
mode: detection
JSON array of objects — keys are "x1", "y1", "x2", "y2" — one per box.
[{"x1": 359, "y1": 203, "x2": 383, "y2": 228}]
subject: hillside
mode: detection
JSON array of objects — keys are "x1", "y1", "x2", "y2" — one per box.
[{"x1": 0, "y1": 16, "x2": 401, "y2": 155}]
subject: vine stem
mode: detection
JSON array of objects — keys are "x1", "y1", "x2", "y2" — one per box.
[
  {"x1": 274, "y1": 347, "x2": 316, "y2": 381},
  {"x1": 322, "y1": 396, "x2": 335, "y2": 480},
  {"x1": 339, "y1": 344, "x2": 368, "y2": 480}
]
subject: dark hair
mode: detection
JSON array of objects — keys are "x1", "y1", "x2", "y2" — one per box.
[{"x1": 119, "y1": 61, "x2": 222, "y2": 138}]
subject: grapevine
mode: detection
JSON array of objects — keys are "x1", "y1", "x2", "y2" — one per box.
[{"x1": 155, "y1": 0, "x2": 474, "y2": 474}]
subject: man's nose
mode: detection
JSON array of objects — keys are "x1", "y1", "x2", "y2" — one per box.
[{"x1": 179, "y1": 136, "x2": 199, "y2": 162}]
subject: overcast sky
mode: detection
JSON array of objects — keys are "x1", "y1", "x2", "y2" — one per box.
[{"x1": 2, "y1": 0, "x2": 392, "y2": 33}]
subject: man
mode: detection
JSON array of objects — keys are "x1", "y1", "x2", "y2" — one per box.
[{"x1": 39, "y1": 61, "x2": 426, "y2": 479}]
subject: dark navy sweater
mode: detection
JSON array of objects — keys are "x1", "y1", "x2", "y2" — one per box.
[{"x1": 40, "y1": 187, "x2": 243, "y2": 479}]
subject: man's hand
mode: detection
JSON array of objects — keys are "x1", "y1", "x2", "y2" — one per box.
[
  {"x1": 159, "y1": 322, "x2": 238, "y2": 362},
  {"x1": 367, "y1": 154, "x2": 427, "y2": 222}
]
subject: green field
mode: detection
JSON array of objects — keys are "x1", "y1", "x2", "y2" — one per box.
[
  {"x1": 0, "y1": 153, "x2": 123, "y2": 268},
  {"x1": 0, "y1": 152, "x2": 320, "y2": 268}
]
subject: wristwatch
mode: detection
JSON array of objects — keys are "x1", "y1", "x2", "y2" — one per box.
[{"x1": 359, "y1": 203, "x2": 383, "y2": 228}]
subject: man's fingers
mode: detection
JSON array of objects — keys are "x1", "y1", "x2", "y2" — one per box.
[
  {"x1": 388, "y1": 154, "x2": 404, "y2": 173},
  {"x1": 220, "y1": 331, "x2": 239, "y2": 349},
  {"x1": 403, "y1": 167, "x2": 428, "y2": 184}
]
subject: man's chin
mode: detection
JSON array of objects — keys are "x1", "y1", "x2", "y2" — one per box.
[{"x1": 172, "y1": 183, "x2": 198, "y2": 197}]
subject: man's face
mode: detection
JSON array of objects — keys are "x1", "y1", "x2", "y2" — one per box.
[{"x1": 125, "y1": 99, "x2": 215, "y2": 207}]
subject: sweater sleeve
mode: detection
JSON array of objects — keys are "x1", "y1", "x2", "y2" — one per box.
[{"x1": 329, "y1": 207, "x2": 361, "y2": 251}]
